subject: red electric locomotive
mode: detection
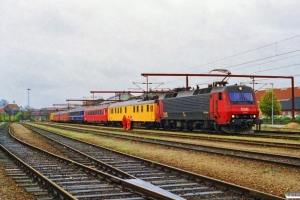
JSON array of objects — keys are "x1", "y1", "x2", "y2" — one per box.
[{"x1": 156, "y1": 81, "x2": 262, "y2": 133}]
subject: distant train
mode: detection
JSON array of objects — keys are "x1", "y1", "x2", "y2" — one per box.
[{"x1": 50, "y1": 82, "x2": 262, "y2": 133}]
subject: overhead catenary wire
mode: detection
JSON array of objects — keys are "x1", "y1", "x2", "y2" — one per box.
[{"x1": 176, "y1": 34, "x2": 300, "y2": 73}]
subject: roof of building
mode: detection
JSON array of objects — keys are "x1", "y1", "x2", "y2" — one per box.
[
  {"x1": 255, "y1": 86, "x2": 300, "y2": 101},
  {"x1": 280, "y1": 97, "x2": 300, "y2": 110},
  {"x1": 0, "y1": 108, "x2": 5, "y2": 114},
  {"x1": 5, "y1": 104, "x2": 20, "y2": 109}
]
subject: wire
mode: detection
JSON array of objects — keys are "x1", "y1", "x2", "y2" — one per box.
[
  {"x1": 225, "y1": 50, "x2": 300, "y2": 70},
  {"x1": 228, "y1": 54, "x2": 300, "y2": 71},
  {"x1": 250, "y1": 63, "x2": 300, "y2": 74},
  {"x1": 177, "y1": 34, "x2": 300, "y2": 73}
]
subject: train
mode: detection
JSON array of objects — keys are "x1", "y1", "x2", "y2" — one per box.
[{"x1": 50, "y1": 81, "x2": 262, "y2": 133}]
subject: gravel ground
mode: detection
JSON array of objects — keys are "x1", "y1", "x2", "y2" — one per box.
[{"x1": 2, "y1": 123, "x2": 300, "y2": 199}]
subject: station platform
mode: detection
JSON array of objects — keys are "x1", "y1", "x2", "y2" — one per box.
[{"x1": 264, "y1": 124, "x2": 285, "y2": 128}]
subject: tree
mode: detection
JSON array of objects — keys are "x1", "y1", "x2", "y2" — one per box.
[
  {"x1": 259, "y1": 89, "x2": 281, "y2": 118},
  {"x1": 0, "y1": 99, "x2": 9, "y2": 108},
  {"x1": 0, "y1": 113, "x2": 9, "y2": 122},
  {"x1": 15, "y1": 111, "x2": 30, "y2": 122}
]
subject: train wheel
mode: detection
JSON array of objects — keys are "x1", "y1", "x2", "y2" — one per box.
[{"x1": 213, "y1": 122, "x2": 219, "y2": 131}]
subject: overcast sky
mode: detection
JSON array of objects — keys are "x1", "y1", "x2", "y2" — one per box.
[{"x1": 1, "y1": 0, "x2": 300, "y2": 109}]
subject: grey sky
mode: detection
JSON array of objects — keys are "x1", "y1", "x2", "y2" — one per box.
[{"x1": 1, "y1": 0, "x2": 300, "y2": 108}]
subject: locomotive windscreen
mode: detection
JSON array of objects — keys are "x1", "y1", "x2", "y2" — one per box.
[{"x1": 229, "y1": 92, "x2": 254, "y2": 104}]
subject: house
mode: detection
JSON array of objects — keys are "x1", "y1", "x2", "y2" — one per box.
[
  {"x1": 255, "y1": 87, "x2": 300, "y2": 117},
  {"x1": 4, "y1": 104, "x2": 21, "y2": 116},
  {"x1": 0, "y1": 108, "x2": 5, "y2": 115}
]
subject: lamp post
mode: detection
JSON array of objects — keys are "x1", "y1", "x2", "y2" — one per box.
[
  {"x1": 270, "y1": 83, "x2": 273, "y2": 125},
  {"x1": 27, "y1": 88, "x2": 31, "y2": 108},
  {"x1": 27, "y1": 88, "x2": 31, "y2": 121}
]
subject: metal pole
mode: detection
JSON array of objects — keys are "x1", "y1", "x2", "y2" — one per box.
[
  {"x1": 271, "y1": 83, "x2": 273, "y2": 125},
  {"x1": 27, "y1": 88, "x2": 31, "y2": 122},
  {"x1": 27, "y1": 88, "x2": 31, "y2": 108}
]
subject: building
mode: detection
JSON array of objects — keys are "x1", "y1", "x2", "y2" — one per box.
[
  {"x1": 0, "y1": 108, "x2": 5, "y2": 115},
  {"x1": 255, "y1": 87, "x2": 300, "y2": 117}
]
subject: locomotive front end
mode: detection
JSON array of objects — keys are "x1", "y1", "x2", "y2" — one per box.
[{"x1": 222, "y1": 85, "x2": 262, "y2": 133}]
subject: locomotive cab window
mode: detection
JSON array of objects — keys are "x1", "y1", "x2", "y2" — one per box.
[{"x1": 229, "y1": 92, "x2": 254, "y2": 104}]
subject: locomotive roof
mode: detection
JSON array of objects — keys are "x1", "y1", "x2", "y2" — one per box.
[
  {"x1": 108, "y1": 99, "x2": 157, "y2": 108},
  {"x1": 163, "y1": 84, "x2": 253, "y2": 99},
  {"x1": 212, "y1": 85, "x2": 253, "y2": 93}
]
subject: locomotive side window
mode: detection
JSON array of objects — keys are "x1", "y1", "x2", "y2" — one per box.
[
  {"x1": 229, "y1": 92, "x2": 254, "y2": 104},
  {"x1": 218, "y1": 92, "x2": 223, "y2": 100}
]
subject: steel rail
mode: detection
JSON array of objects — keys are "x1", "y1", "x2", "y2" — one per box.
[
  {"x1": 52, "y1": 123, "x2": 300, "y2": 150},
  {"x1": 2, "y1": 124, "x2": 188, "y2": 200}
]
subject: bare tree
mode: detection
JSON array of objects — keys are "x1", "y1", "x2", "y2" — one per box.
[{"x1": 0, "y1": 99, "x2": 9, "y2": 108}]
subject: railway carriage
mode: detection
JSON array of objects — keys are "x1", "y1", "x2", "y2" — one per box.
[
  {"x1": 59, "y1": 110, "x2": 70, "y2": 122},
  {"x1": 84, "y1": 104, "x2": 109, "y2": 124},
  {"x1": 69, "y1": 108, "x2": 84, "y2": 123},
  {"x1": 108, "y1": 99, "x2": 157, "y2": 128},
  {"x1": 49, "y1": 113, "x2": 54, "y2": 121}
]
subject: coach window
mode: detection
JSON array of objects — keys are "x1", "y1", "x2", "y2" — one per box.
[
  {"x1": 133, "y1": 106, "x2": 135, "y2": 113},
  {"x1": 150, "y1": 105, "x2": 153, "y2": 112},
  {"x1": 147, "y1": 105, "x2": 149, "y2": 112},
  {"x1": 120, "y1": 108, "x2": 122, "y2": 113},
  {"x1": 141, "y1": 105, "x2": 143, "y2": 113},
  {"x1": 137, "y1": 106, "x2": 139, "y2": 113},
  {"x1": 125, "y1": 107, "x2": 127, "y2": 113},
  {"x1": 218, "y1": 92, "x2": 223, "y2": 100}
]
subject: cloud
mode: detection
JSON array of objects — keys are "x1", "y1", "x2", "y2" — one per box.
[{"x1": 1, "y1": 0, "x2": 300, "y2": 108}]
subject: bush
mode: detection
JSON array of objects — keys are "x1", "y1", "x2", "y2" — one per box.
[{"x1": 283, "y1": 116, "x2": 291, "y2": 121}]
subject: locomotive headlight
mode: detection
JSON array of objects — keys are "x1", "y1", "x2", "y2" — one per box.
[
  {"x1": 232, "y1": 115, "x2": 235, "y2": 118},
  {"x1": 238, "y1": 87, "x2": 242, "y2": 91},
  {"x1": 253, "y1": 115, "x2": 256, "y2": 118}
]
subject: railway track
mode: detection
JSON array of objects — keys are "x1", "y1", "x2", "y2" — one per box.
[
  {"x1": 57, "y1": 123, "x2": 300, "y2": 150},
  {"x1": 1, "y1": 123, "x2": 199, "y2": 200},
  {"x1": 44, "y1": 122, "x2": 300, "y2": 142},
  {"x1": 36, "y1": 123, "x2": 300, "y2": 168},
  {"x1": 21, "y1": 123, "x2": 284, "y2": 199}
]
